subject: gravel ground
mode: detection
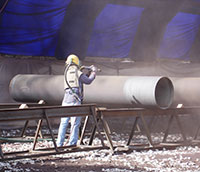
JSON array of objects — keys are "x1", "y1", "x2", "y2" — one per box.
[{"x1": 1, "y1": 127, "x2": 200, "y2": 172}]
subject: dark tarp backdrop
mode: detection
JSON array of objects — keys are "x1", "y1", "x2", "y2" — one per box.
[
  {"x1": 87, "y1": 4, "x2": 144, "y2": 58},
  {"x1": 0, "y1": 0, "x2": 71, "y2": 57},
  {"x1": 158, "y1": 12, "x2": 200, "y2": 61},
  {"x1": 1, "y1": 0, "x2": 200, "y2": 61},
  {"x1": 55, "y1": 0, "x2": 106, "y2": 59}
]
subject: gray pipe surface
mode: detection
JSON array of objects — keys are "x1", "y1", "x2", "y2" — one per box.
[
  {"x1": 170, "y1": 77, "x2": 200, "y2": 107},
  {"x1": 9, "y1": 75, "x2": 174, "y2": 109}
]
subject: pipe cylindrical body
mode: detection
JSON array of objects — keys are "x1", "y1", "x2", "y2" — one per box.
[
  {"x1": 84, "y1": 76, "x2": 173, "y2": 109},
  {"x1": 170, "y1": 77, "x2": 200, "y2": 107},
  {"x1": 9, "y1": 75, "x2": 174, "y2": 109},
  {"x1": 9, "y1": 75, "x2": 64, "y2": 104}
]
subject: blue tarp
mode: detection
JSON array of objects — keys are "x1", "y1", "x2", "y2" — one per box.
[
  {"x1": 87, "y1": 4, "x2": 144, "y2": 58},
  {"x1": 0, "y1": 0, "x2": 71, "y2": 56},
  {"x1": 158, "y1": 12, "x2": 200, "y2": 60},
  {"x1": 0, "y1": 0, "x2": 200, "y2": 61}
]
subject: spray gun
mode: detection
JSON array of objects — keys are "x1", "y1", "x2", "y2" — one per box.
[{"x1": 80, "y1": 65, "x2": 101, "y2": 72}]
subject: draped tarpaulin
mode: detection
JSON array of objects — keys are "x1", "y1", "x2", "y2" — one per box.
[
  {"x1": 86, "y1": 4, "x2": 144, "y2": 58},
  {"x1": 158, "y1": 12, "x2": 200, "y2": 60},
  {"x1": 0, "y1": 1, "x2": 200, "y2": 61},
  {"x1": 0, "y1": 0, "x2": 71, "y2": 56}
]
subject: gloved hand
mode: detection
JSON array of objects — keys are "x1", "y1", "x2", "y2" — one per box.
[{"x1": 90, "y1": 65, "x2": 97, "y2": 73}]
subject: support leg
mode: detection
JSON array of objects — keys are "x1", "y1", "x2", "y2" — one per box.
[
  {"x1": 44, "y1": 111, "x2": 58, "y2": 152},
  {"x1": 90, "y1": 107, "x2": 105, "y2": 147},
  {"x1": 140, "y1": 114, "x2": 153, "y2": 147},
  {"x1": 0, "y1": 143, "x2": 3, "y2": 159},
  {"x1": 89, "y1": 122, "x2": 97, "y2": 145},
  {"x1": 20, "y1": 120, "x2": 29, "y2": 137},
  {"x1": 101, "y1": 114, "x2": 114, "y2": 152},
  {"x1": 127, "y1": 116, "x2": 139, "y2": 146},
  {"x1": 32, "y1": 119, "x2": 43, "y2": 150},
  {"x1": 174, "y1": 114, "x2": 187, "y2": 142},
  {"x1": 79, "y1": 116, "x2": 89, "y2": 145},
  {"x1": 162, "y1": 114, "x2": 174, "y2": 143}
]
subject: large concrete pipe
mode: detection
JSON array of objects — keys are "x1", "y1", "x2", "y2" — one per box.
[
  {"x1": 84, "y1": 76, "x2": 173, "y2": 109},
  {"x1": 170, "y1": 77, "x2": 200, "y2": 107},
  {"x1": 9, "y1": 75, "x2": 174, "y2": 109}
]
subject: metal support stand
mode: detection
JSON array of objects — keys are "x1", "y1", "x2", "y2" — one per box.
[
  {"x1": 20, "y1": 103, "x2": 44, "y2": 138},
  {"x1": 44, "y1": 111, "x2": 58, "y2": 152},
  {"x1": 0, "y1": 144, "x2": 3, "y2": 159},
  {"x1": 90, "y1": 107, "x2": 105, "y2": 147},
  {"x1": 100, "y1": 114, "x2": 114, "y2": 152},
  {"x1": 162, "y1": 113, "x2": 187, "y2": 143},
  {"x1": 127, "y1": 114, "x2": 153, "y2": 147},
  {"x1": 79, "y1": 116, "x2": 89, "y2": 145},
  {"x1": 127, "y1": 117, "x2": 139, "y2": 146},
  {"x1": 32, "y1": 119, "x2": 43, "y2": 150},
  {"x1": 0, "y1": 104, "x2": 105, "y2": 161},
  {"x1": 86, "y1": 110, "x2": 114, "y2": 152}
]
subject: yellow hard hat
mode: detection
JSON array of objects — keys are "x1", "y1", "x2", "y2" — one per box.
[{"x1": 65, "y1": 54, "x2": 80, "y2": 66}]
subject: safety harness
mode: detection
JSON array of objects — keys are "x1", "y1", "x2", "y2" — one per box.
[{"x1": 64, "y1": 63, "x2": 82, "y2": 102}]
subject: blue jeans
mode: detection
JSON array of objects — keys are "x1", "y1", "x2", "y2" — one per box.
[{"x1": 57, "y1": 89, "x2": 82, "y2": 147}]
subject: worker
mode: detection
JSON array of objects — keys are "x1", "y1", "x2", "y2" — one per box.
[{"x1": 57, "y1": 54, "x2": 97, "y2": 147}]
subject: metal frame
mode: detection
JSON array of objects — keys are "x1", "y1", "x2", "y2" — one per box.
[
  {"x1": 0, "y1": 104, "x2": 104, "y2": 161},
  {"x1": 1, "y1": 105, "x2": 200, "y2": 160},
  {"x1": 91, "y1": 107, "x2": 200, "y2": 150},
  {"x1": 80, "y1": 110, "x2": 115, "y2": 152}
]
